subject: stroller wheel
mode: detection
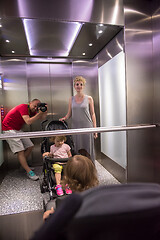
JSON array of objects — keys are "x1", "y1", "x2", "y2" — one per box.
[
  {"x1": 43, "y1": 198, "x2": 48, "y2": 212},
  {"x1": 40, "y1": 179, "x2": 48, "y2": 193}
]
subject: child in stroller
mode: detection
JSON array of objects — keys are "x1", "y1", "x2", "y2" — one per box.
[
  {"x1": 40, "y1": 120, "x2": 74, "y2": 200},
  {"x1": 43, "y1": 135, "x2": 72, "y2": 196}
]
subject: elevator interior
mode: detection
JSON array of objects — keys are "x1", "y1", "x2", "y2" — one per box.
[
  {"x1": 0, "y1": 0, "x2": 126, "y2": 183},
  {"x1": 1, "y1": 0, "x2": 160, "y2": 239},
  {"x1": 1, "y1": 0, "x2": 159, "y2": 190}
]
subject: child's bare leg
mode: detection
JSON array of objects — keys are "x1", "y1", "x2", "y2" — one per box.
[{"x1": 55, "y1": 172, "x2": 61, "y2": 185}]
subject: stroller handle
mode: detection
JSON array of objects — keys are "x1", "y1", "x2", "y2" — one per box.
[
  {"x1": 41, "y1": 120, "x2": 48, "y2": 130},
  {"x1": 44, "y1": 156, "x2": 70, "y2": 164}
]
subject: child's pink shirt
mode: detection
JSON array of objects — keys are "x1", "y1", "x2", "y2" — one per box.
[{"x1": 50, "y1": 143, "x2": 71, "y2": 158}]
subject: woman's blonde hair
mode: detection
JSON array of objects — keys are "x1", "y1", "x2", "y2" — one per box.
[
  {"x1": 74, "y1": 76, "x2": 86, "y2": 85},
  {"x1": 49, "y1": 135, "x2": 67, "y2": 143},
  {"x1": 63, "y1": 155, "x2": 99, "y2": 192}
]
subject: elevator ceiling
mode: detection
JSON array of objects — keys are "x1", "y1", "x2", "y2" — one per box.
[
  {"x1": 0, "y1": 18, "x2": 122, "y2": 60},
  {"x1": 0, "y1": 0, "x2": 123, "y2": 60}
]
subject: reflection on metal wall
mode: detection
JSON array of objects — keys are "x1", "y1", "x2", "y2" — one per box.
[
  {"x1": 2, "y1": 58, "x2": 28, "y2": 109},
  {"x1": 27, "y1": 63, "x2": 51, "y2": 131},
  {"x1": 1, "y1": 58, "x2": 99, "y2": 167},
  {"x1": 97, "y1": 29, "x2": 124, "y2": 68},
  {"x1": 152, "y1": 0, "x2": 160, "y2": 182},
  {"x1": 0, "y1": 0, "x2": 124, "y2": 26},
  {"x1": 26, "y1": 62, "x2": 72, "y2": 165},
  {"x1": 124, "y1": 0, "x2": 154, "y2": 182},
  {"x1": 98, "y1": 51, "x2": 126, "y2": 169},
  {"x1": 50, "y1": 63, "x2": 72, "y2": 124},
  {"x1": 96, "y1": 28, "x2": 126, "y2": 182},
  {"x1": 1, "y1": 58, "x2": 28, "y2": 168}
]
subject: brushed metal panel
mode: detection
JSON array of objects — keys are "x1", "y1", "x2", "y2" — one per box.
[
  {"x1": 22, "y1": 20, "x2": 83, "y2": 57},
  {"x1": 50, "y1": 63, "x2": 72, "y2": 126},
  {"x1": 152, "y1": 0, "x2": 160, "y2": 182},
  {"x1": 96, "y1": 29, "x2": 126, "y2": 182},
  {"x1": 0, "y1": 0, "x2": 124, "y2": 26},
  {"x1": 26, "y1": 62, "x2": 72, "y2": 164},
  {"x1": 124, "y1": 0, "x2": 154, "y2": 182},
  {"x1": 152, "y1": 1, "x2": 160, "y2": 123},
  {"x1": 1, "y1": 57, "x2": 28, "y2": 168},
  {"x1": 97, "y1": 29, "x2": 124, "y2": 67},
  {"x1": 27, "y1": 63, "x2": 50, "y2": 165},
  {"x1": 1, "y1": 58, "x2": 28, "y2": 109}
]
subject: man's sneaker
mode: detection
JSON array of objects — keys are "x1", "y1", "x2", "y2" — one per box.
[
  {"x1": 27, "y1": 170, "x2": 39, "y2": 181},
  {"x1": 29, "y1": 167, "x2": 35, "y2": 171},
  {"x1": 65, "y1": 184, "x2": 72, "y2": 195},
  {"x1": 55, "y1": 184, "x2": 64, "y2": 196}
]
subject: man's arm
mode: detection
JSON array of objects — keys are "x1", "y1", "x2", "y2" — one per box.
[{"x1": 22, "y1": 111, "x2": 47, "y2": 125}]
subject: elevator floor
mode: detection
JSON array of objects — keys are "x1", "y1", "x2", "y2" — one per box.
[
  {"x1": 0, "y1": 160, "x2": 120, "y2": 216},
  {"x1": 0, "y1": 160, "x2": 120, "y2": 240}
]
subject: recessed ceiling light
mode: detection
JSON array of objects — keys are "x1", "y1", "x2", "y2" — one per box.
[
  {"x1": 6, "y1": 40, "x2": 10, "y2": 43},
  {"x1": 12, "y1": 51, "x2": 15, "y2": 53},
  {"x1": 0, "y1": 24, "x2": 2, "y2": 28},
  {"x1": 82, "y1": 52, "x2": 86, "y2": 55},
  {"x1": 89, "y1": 43, "x2": 93, "y2": 47},
  {"x1": 98, "y1": 30, "x2": 103, "y2": 34}
]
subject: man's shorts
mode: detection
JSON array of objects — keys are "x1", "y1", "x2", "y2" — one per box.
[
  {"x1": 52, "y1": 163, "x2": 63, "y2": 173},
  {"x1": 3, "y1": 130, "x2": 34, "y2": 154}
]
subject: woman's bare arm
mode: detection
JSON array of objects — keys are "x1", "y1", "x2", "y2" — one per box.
[
  {"x1": 59, "y1": 97, "x2": 72, "y2": 121},
  {"x1": 88, "y1": 96, "x2": 98, "y2": 139}
]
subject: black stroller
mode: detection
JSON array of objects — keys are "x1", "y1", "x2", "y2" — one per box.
[{"x1": 40, "y1": 120, "x2": 75, "y2": 210}]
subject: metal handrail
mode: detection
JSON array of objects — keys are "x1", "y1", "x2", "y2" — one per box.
[{"x1": 0, "y1": 124, "x2": 157, "y2": 140}]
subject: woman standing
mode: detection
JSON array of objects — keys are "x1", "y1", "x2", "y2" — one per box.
[{"x1": 59, "y1": 76, "x2": 97, "y2": 162}]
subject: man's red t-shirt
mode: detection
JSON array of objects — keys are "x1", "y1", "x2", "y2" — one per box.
[{"x1": 2, "y1": 104, "x2": 35, "y2": 131}]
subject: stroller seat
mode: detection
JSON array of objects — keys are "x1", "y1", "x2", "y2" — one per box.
[
  {"x1": 41, "y1": 120, "x2": 75, "y2": 155},
  {"x1": 40, "y1": 120, "x2": 75, "y2": 209}
]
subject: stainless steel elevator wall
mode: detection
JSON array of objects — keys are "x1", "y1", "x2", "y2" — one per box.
[
  {"x1": 124, "y1": 0, "x2": 155, "y2": 182},
  {"x1": 27, "y1": 62, "x2": 73, "y2": 165},
  {"x1": 152, "y1": 0, "x2": 160, "y2": 182},
  {"x1": 1, "y1": 0, "x2": 160, "y2": 185},
  {"x1": 0, "y1": 0, "x2": 124, "y2": 26},
  {"x1": 1, "y1": 58, "x2": 29, "y2": 168},
  {"x1": 1, "y1": 60, "x2": 100, "y2": 167}
]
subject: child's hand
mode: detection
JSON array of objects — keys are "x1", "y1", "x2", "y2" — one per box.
[
  {"x1": 43, "y1": 207, "x2": 54, "y2": 221},
  {"x1": 42, "y1": 152, "x2": 50, "y2": 157},
  {"x1": 48, "y1": 153, "x2": 53, "y2": 157},
  {"x1": 94, "y1": 133, "x2": 98, "y2": 139}
]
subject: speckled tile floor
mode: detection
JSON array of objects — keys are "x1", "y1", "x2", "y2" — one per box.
[
  {"x1": 0, "y1": 160, "x2": 120, "y2": 216},
  {"x1": 0, "y1": 167, "x2": 43, "y2": 216},
  {"x1": 95, "y1": 160, "x2": 120, "y2": 185}
]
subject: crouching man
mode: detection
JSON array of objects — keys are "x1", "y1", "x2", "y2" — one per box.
[{"x1": 2, "y1": 99, "x2": 47, "y2": 180}]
